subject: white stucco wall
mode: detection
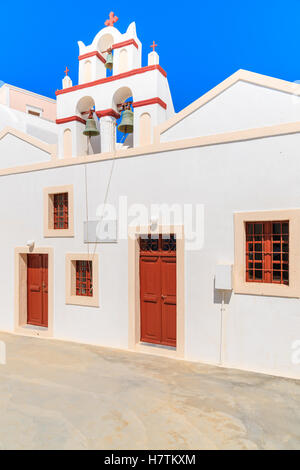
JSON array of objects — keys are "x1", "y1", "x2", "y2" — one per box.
[
  {"x1": 0, "y1": 132, "x2": 299, "y2": 378},
  {"x1": 161, "y1": 80, "x2": 300, "y2": 142},
  {"x1": 0, "y1": 105, "x2": 58, "y2": 146},
  {"x1": 0, "y1": 133, "x2": 52, "y2": 168}
]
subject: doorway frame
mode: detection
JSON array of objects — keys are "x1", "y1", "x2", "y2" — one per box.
[
  {"x1": 128, "y1": 225, "x2": 185, "y2": 359},
  {"x1": 14, "y1": 246, "x2": 54, "y2": 338}
]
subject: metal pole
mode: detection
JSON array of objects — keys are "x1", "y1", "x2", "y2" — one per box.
[{"x1": 219, "y1": 290, "x2": 225, "y2": 365}]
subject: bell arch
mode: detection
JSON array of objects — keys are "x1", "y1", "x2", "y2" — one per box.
[
  {"x1": 112, "y1": 87, "x2": 133, "y2": 111},
  {"x1": 119, "y1": 49, "x2": 128, "y2": 74},
  {"x1": 97, "y1": 33, "x2": 114, "y2": 54},
  {"x1": 76, "y1": 96, "x2": 95, "y2": 116},
  {"x1": 75, "y1": 96, "x2": 99, "y2": 155},
  {"x1": 112, "y1": 87, "x2": 134, "y2": 147},
  {"x1": 83, "y1": 60, "x2": 92, "y2": 83},
  {"x1": 139, "y1": 113, "x2": 151, "y2": 146},
  {"x1": 63, "y1": 128, "x2": 72, "y2": 158}
]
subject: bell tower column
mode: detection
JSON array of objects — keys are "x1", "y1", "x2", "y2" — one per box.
[{"x1": 97, "y1": 110, "x2": 120, "y2": 153}]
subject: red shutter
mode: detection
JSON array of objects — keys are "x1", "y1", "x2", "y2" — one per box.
[
  {"x1": 54, "y1": 193, "x2": 69, "y2": 229},
  {"x1": 76, "y1": 261, "x2": 93, "y2": 297},
  {"x1": 246, "y1": 221, "x2": 289, "y2": 285}
]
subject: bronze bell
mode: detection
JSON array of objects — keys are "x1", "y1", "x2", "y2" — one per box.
[
  {"x1": 105, "y1": 52, "x2": 113, "y2": 70},
  {"x1": 118, "y1": 108, "x2": 134, "y2": 134},
  {"x1": 83, "y1": 109, "x2": 100, "y2": 137}
]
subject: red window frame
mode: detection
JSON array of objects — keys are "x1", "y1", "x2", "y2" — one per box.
[
  {"x1": 245, "y1": 221, "x2": 289, "y2": 285},
  {"x1": 54, "y1": 193, "x2": 69, "y2": 229},
  {"x1": 76, "y1": 260, "x2": 93, "y2": 297}
]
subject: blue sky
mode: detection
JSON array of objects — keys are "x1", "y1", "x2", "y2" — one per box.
[{"x1": 0, "y1": 1, "x2": 299, "y2": 112}]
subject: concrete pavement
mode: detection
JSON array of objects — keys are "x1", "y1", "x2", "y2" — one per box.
[{"x1": 0, "y1": 331, "x2": 299, "y2": 450}]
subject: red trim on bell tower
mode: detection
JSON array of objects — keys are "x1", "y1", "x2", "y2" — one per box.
[
  {"x1": 55, "y1": 65, "x2": 167, "y2": 96},
  {"x1": 112, "y1": 39, "x2": 139, "y2": 50},
  {"x1": 56, "y1": 116, "x2": 86, "y2": 125},
  {"x1": 78, "y1": 51, "x2": 106, "y2": 63},
  {"x1": 132, "y1": 98, "x2": 167, "y2": 110},
  {"x1": 96, "y1": 109, "x2": 121, "y2": 119}
]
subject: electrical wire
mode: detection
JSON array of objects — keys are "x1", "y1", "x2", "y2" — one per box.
[
  {"x1": 90, "y1": 120, "x2": 124, "y2": 262},
  {"x1": 84, "y1": 136, "x2": 90, "y2": 257},
  {"x1": 83, "y1": 116, "x2": 129, "y2": 264}
]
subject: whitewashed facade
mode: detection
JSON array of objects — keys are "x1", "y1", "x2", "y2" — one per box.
[{"x1": 0, "y1": 15, "x2": 300, "y2": 380}]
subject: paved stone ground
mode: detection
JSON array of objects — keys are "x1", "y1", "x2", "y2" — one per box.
[{"x1": 0, "y1": 331, "x2": 299, "y2": 450}]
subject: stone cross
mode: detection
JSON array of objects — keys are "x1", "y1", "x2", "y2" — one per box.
[
  {"x1": 151, "y1": 41, "x2": 158, "y2": 52},
  {"x1": 105, "y1": 12, "x2": 119, "y2": 27}
]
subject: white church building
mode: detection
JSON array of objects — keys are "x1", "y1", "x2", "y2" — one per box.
[{"x1": 0, "y1": 12, "x2": 300, "y2": 379}]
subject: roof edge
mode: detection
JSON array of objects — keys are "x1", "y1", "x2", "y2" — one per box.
[
  {"x1": 3, "y1": 83, "x2": 56, "y2": 104},
  {"x1": 0, "y1": 127, "x2": 57, "y2": 158},
  {"x1": 154, "y1": 69, "x2": 300, "y2": 142}
]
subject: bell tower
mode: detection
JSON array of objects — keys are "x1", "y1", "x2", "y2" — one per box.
[{"x1": 56, "y1": 12, "x2": 175, "y2": 157}]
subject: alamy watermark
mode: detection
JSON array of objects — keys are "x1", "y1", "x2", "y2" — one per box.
[{"x1": 94, "y1": 196, "x2": 205, "y2": 251}]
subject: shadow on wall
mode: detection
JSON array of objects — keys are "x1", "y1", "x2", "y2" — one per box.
[{"x1": 213, "y1": 278, "x2": 232, "y2": 305}]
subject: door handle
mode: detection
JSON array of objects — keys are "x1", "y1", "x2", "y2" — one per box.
[
  {"x1": 42, "y1": 282, "x2": 46, "y2": 289},
  {"x1": 161, "y1": 295, "x2": 167, "y2": 300}
]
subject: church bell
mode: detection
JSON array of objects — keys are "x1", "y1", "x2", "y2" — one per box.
[
  {"x1": 83, "y1": 109, "x2": 100, "y2": 137},
  {"x1": 118, "y1": 108, "x2": 134, "y2": 134},
  {"x1": 105, "y1": 52, "x2": 113, "y2": 70}
]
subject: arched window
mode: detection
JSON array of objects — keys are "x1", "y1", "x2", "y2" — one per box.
[
  {"x1": 119, "y1": 49, "x2": 128, "y2": 74},
  {"x1": 63, "y1": 129, "x2": 72, "y2": 158},
  {"x1": 83, "y1": 61, "x2": 92, "y2": 83},
  {"x1": 139, "y1": 113, "x2": 151, "y2": 146}
]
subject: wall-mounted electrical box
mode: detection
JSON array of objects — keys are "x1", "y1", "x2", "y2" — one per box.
[{"x1": 215, "y1": 265, "x2": 233, "y2": 290}]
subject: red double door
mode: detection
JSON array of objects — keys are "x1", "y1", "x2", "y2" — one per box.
[
  {"x1": 140, "y1": 235, "x2": 176, "y2": 347},
  {"x1": 27, "y1": 254, "x2": 48, "y2": 327}
]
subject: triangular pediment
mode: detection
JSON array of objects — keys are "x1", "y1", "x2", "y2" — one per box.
[
  {"x1": 157, "y1": 70, "x2": 300, "y2": 143},
  {"x1": 0, "y1": 127, "x2": 56, "y2": 170}
]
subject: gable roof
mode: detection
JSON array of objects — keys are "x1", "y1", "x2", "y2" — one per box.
[
  {"x1": 155, "y1": 69, "x2": 300, "y2": 142},
  {"x1": 0, "y1": 127, "x2": 57, "y2": 159}
]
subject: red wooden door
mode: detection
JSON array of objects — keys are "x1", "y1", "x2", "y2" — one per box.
[
  {"x1": 140, "y1": 255, "x2": 161, "y2": 344},
  {"x1": 161, "y1": 257, "x2": 177, "y2": 347},
  {"x1": 140, "y1": 235, "x2": 176, "y2": 347},
  {"x1": 27, "y1": 254, "x2": 48, "y2": 327}
]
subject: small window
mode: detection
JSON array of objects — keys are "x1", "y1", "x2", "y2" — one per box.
[
  {"x1": 139, "y1": 234, "x2": 176, "y2": 253},
  {"x1": 44, "y1": 185, "x2": 74, "y2": 237},
  {"x1": 246, "y1": 221, "x2": 289, "y2": 285},
  {"x1": 26, "y1": 105, "x2": 43, "y2": 117},
  {"x1": 66, "y1": 253, "x2": 98, "y2": 307},
  {"x1": 28, "y1": 110, "x2": 40, "y2": 117},
  {"x1": 76, "y1": 260, "x2": 93, "y2": 297},
  {"x1": 54, "y1": 193, "x2": 68, "y2": 229}
]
